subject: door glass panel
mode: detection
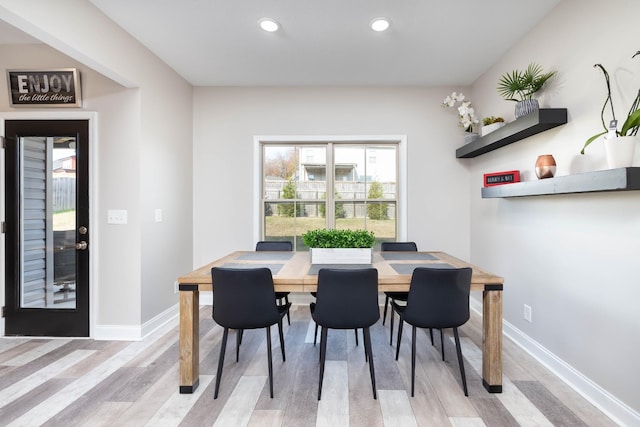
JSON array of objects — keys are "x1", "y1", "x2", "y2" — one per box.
[{"x1": 20, "y1": 136, "x2": 77, "y2": 309}]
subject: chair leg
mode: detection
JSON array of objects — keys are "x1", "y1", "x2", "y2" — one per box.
[
  {"x1": 382, "y1": 295, "x2": 390, "y2": 325},
  {"x1": 440, "y1": 328, "x2": 445, "y2": 361},
  {"x1": 278, "y1": 319, "x2": 286, "y2": 362},
  {"x1": 266, "y1": 326, "x2": 274, "y2": 398},
  {"x1": 429, "y1": 328, "x2": 434, "y2": 346},
  {"x1": 285, "y1": 295, "x2": 291, "y2": 325},
  {"x1": 314, "y1": 322, "x2": 318, "y2": 347},
  {"x1": 411, "y1": 326, "x2": 417, "y2": 397},
  {"x1": 395, "y1": 317, "x2": 404, "y2": 361},
  {"x1": 363, "y1": 327, "x2": 377, "y2": 399},
  {"x1": 236, "y1": 329, "x2": 243, "y2": 362},
  {"x1": 318, "y1": 327, "x2": 328, "y2": 400},
  {"x1": 453, "y1": 328, "x2": 468, "y2": 396},
  {"x1": 355, "y1": 329, "x2": 359, "y2": 346},
  {"x1": 214, "y1": 328, "x2": 229, "y2": 399},
  {"x1": 389, "y1": 306, "x2": 395, "y2": 346}
]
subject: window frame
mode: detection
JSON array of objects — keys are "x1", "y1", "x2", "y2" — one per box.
[{"x1": 253, "y1": 135, "x2": 407, "y2": 247}]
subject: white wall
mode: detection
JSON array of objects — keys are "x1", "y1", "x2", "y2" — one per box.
[
  {"x1": 192, "y1": 87, "x2": 472, "y2": 266},
  {"x1": 469, "y1": 0, "x2": 640, "y2": 422},
  {"x1": 0, "y1": 0, "x2": 193, "y2": 333},
  {"x1": 0, "y1": 43, "x2": 143, "y2": 328}
]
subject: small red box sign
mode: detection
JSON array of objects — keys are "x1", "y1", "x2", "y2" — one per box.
[{"x1": 483, "y1": 170, "x2": 520, "y2": 187}]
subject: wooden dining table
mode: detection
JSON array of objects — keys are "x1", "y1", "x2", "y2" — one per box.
[{"x1": 176, "y1": 250, "x2": 504, "y2": 394}]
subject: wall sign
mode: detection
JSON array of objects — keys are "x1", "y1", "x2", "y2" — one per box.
[
  {"x1": 7, "y1": 68, "x2": 82, "y2": 107},
  {"x1": 483, "y1": 170, "x2": 521, "y2": 187}
]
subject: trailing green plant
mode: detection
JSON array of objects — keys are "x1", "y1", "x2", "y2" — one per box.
[
  {"x1": 302, "y1": 228, "x2": 375, "y2": 248},
  {"x1": 482, "y1": 116, "x2": 505, "y2": 126},
  {"x1": 497, "y1": 63, "x2": 556, "y2": 101},
  {"x1": 581, "y1": 50, "x2": 640, "y2": 154}
]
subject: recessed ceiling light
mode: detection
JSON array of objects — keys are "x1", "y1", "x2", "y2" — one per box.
[
  {"x1": 370, "y1": 17, "x2": 390, "y2": 32},
  {"x1": 258, "y1": 18, "x2": 280, "y2": 32}
]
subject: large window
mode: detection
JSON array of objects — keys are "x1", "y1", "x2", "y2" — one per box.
[{"x1": 260, "y1": 139, "x2": 402, "y2": 250}]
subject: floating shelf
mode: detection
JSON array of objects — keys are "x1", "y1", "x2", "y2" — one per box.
[
  {"x1": 481, "y1": 167, "x2": 640, "y2": 198},
  {"x1": 456, "y1": 108, "x2": 568, "y2": 158}
]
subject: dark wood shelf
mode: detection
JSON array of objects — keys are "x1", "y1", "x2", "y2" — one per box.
[
  {"x1": 456, "y1": 108, "x2": 568, "y2": 158},
  {"x1": 481, "y1": 167, "x2": 640, "y2": 198}
]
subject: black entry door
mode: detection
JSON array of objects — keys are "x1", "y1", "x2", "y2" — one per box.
[{"x1": 4, "y1": 120, "x2": 89, "y2": 336}]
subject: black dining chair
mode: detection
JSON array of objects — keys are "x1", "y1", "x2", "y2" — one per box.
[
  {"x1": 380, "y1": 241, "x2": 417, "y2": 346},
  {"x1": 392, "y1": 267, "x2": 472, "y2": 396},
  {"x1": 211, "y1": 267, "x2": 291, "y2": 399},
  {"x1": 310, "y1": 268, "x2": 379, "y2": 400},
  {"x1": 256, "y1": 240, "x2": 293, "y2": 325}
]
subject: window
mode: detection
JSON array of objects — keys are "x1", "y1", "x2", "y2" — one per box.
[{"x1": 259, "y1": 137, "x2": 405, "y2": 250}]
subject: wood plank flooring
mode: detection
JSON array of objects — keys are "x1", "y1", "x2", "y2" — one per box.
[{"x1": 0, "y1": 305, "x2": 618, "y2": 427}]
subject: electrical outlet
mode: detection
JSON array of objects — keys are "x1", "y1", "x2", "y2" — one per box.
[
  {"x1": 524, "y1": 304, "x2": 532, "y2": 323},
  {"x1": 174, "y1": 281, "x2": 179, "y2": 294}
]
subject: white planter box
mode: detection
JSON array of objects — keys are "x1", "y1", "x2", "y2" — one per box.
[
  {"x1": 481, "y1": 122, "x2": 506, "y2": 136},
  {"x1": 310, "y1": 248, "x2": 373, "y2": 264}
]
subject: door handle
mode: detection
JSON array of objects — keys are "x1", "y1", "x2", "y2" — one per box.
[{"x1": 75, "y1": 241, "x2": 88, "y2": 250}]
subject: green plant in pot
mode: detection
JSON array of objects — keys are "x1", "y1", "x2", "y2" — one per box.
[
  {"x1": 497, "y1": 63, "x2": 556, "y2": 119},
  {"x1": 302, "y1": 228, "x2": 375, "y2": 248},
  {"x1": 580, "y1": 50, "x2": 640, "y2": 165},
  {"x1": 481, "y1": 116, "x2": 506, "y2": 136},
  {"x1": 482, "y1": 116, "x2": 505, "y2": 126},
  {"x1": 302, "y1": 228, "x2": 375, "y2": 264}
]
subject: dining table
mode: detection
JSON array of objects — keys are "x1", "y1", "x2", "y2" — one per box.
[{"x1": 176, "y1": 250, "x2": 504, "y2": 394}]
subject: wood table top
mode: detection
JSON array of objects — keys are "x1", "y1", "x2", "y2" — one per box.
[{"x1": 178, "y1": 251, "x2": 503, "y2": 293}]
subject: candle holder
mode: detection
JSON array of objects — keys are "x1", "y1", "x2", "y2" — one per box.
[{"x1": 535, "y1": 154, "x2": 556, "y2": 179}]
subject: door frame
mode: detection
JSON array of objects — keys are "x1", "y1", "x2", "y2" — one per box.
[{"x1": 1, "y1": 111, "x2": 98, "y2": 337}]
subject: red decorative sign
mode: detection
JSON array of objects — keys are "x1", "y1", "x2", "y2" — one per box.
[{"x1": 484, "y1": 170, "x2": 520, "y2": 187}]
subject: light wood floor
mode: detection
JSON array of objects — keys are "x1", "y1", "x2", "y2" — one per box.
[{"x1": 0, "y1": 304, "x2": 617, "y2": 427}]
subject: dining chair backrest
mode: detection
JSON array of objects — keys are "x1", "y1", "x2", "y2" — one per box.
[
  {"x1": 403, "y1": 267, "x2": 472, "y2": 329},
  {"x1": 255, "y1": 241, "x2": 293, "y2": 251},
  {"x1": 313, "y1": 268, "x2": 379, "y2": 329},
  {"x1": 381, "y1": 241, "x2": 418, "y2": 252},
  {"x1": 211, "y1": 267, "x2": 280, "y2": 329}
]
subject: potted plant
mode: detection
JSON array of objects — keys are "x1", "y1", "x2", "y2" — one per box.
[
  {"x1": 302, "y1": 228, "x2": 375, "y2": 264},
  {"x1": 442, "y1": 92, "x2": 480, "y2": 143},
  {"x1": 497, "y1": 63, "x2": 556, "y2": 118},
  {"x1": 580, "y1": 50, "x2": 640, "y2": 168},
  {"x1": 481, "y1": 116, "x2": 505, "y2": 136}
]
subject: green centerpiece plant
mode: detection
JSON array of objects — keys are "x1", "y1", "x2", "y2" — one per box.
[
  {"x1": 303, "y1": 228, "x2": 375, "y2": 264},
  {"x1": 302, "y1": 228, "x2": 375, "y2": 248}
]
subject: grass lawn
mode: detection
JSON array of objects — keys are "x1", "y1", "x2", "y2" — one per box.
[
  {"x1": 265, "y1": 216, "x2": 396, "y2": 240},
  {"x1": 53, "y1": 211, "x2": 76, "y2": 231}
]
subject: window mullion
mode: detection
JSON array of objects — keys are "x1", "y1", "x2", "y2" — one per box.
[{"x1": 326, "y1": 143, "x2": 335, "y2": 228}]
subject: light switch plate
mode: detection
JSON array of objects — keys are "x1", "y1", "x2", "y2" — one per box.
[
  {"x1": 155, "y1": 208, "x2": 163, "y2": 223},
  {"x1": 107, "y1": 209, "x2": 128, "y2": 225}
]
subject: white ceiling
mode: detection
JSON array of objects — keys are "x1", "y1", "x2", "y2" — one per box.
[{"x1": 3, "y1": 0, "x2": 563, "y2": 87}]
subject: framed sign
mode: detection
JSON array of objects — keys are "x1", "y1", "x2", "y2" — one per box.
[
  {"x1": 483, "y1": 170, "x2": 521, "y2": 187},
  {"x1": 7, "y1": 68, "x2": 82, "y2": 107}
]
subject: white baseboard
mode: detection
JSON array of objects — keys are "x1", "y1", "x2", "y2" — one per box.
[
  {"x1": 94, "y1": 303, "x2": 179, "y2": 341},
  {"x1": 470, "y1": 299, "x2": 639, "y2": 427},
  {"x1": 200, "y1": 291, "x2": 212, "y2": 305}
]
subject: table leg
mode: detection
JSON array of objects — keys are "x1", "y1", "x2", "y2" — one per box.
[
  {"x1": 482, "y1": 288, "x2": 503, "y2": 393},
  {"x1": 179, "y1": 286, "x2": 199, "y2": 393}
]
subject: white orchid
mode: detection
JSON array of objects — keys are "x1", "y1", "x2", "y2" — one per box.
[{"x1": 442, "y1": 91, "x2": 479, "y2": 132}]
